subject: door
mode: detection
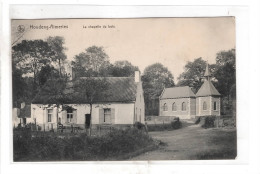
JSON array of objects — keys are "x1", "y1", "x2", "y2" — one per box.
[{"x1": 85, "y1": 114, "x2": 91, "y2": 128}]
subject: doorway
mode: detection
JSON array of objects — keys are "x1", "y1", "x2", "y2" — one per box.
[{"x1": 85, "y1": 114, "x2": 91, "y2": 128}]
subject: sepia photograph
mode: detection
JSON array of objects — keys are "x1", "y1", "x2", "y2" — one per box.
[{"x1": 11, "y1": 18, "x2": 236, "y2": 162}]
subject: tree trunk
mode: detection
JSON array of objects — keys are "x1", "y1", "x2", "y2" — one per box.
[
  {"x1": 59, "y1": 59, "x2": 61, "y2": 77},
  {"x1": 89, "y1": 103, "x2": 92, "y2": 136},
  {"x1": 56, "y1": 105, "x2": 59, "y2": 131}
]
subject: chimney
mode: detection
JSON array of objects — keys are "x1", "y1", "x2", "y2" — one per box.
[
  {"x1": 21, "y1": 102, "x2": 25, "y2": 109},
  {"x1": 66, "y1": 64, "x2": 74, "y2": 80},
  {"x1": 135, "y1": 71, "x2": 140, "y2": 83}
]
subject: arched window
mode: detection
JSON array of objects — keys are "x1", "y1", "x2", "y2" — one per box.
[
  {"x1": 213, "y1": 102, "x2": 217, "y2": 111},
  {"x1": 172, "y1": 102, "x2": 177, "y2": 111},
  {"x1": 163, "y1": 103, "x2": 168, "y2": 111},
  {"x1": 203, "y1": 102, "x2": 207, "y2": 110},
  {"x1": 182, "y1": 102, "x2": 186, "y2": 111}
]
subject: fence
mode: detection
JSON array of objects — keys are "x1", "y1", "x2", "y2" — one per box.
[{"x1": 13, "y1": 123, "x2": 134, "y2": 136}]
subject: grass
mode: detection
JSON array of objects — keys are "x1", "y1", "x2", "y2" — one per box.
[
  {"x1": 191, "y1": 128, "x2": 237, "y2": 160},
  {"x1": 13, "y1": 128, "x2": 157, "y2": 161}
]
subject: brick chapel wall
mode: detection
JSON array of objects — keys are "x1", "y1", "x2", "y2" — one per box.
[{"x1": 159, "y1": 98, "x2": 192, "y2": 119}]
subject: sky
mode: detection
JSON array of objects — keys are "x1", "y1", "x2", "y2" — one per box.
[{"x1": 11, "y1": 18, "x2": 235, "y2": 81}]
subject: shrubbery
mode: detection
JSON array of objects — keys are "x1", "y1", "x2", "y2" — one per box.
[
  {"x1": 13, "y1": 128, "x2": 155, "y2": 161},
  {"x1": 197, "y1": 116, "x2": 216, "y2": 128}
]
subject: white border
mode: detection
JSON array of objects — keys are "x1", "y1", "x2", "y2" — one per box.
[{"x1": 1, "y1": 2, "x2": 260, "y2": 174}]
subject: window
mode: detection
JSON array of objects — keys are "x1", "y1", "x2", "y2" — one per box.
[
  {"x1": 163, "y1": 103, "x2": 168, "y2": 111},
  {"x1": 104, "y1": 108, "x2": 111, "y2": 123},
  {"x1": 67, "y1": 108, "x2": 73, "y2": 123},
  {"x1": 172, "y1": 102, "x2": 177, "y2": 111},
  {"x1": 182, "y1": 102, "x2": 186, "y2": 111},
  {"x1": 213, "y1": 102, "x2": 217, "y2": 111},
  {"x1": 47, "y1": 109, "x2": 53, "y2": 122},
  {"x1": 203, "y1": 102, "x2": 207, "y2": 110}
]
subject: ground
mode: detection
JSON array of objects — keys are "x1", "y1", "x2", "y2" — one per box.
[{"x1": 131, "y1": 122, "x2": 237, "y2": 160}]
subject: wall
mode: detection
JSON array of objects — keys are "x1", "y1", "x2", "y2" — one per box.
[
  {"x1": 31, "y1": 103, "x2": 135, "y2": 128},
  {"x1": 12, "y1": 108, "x2": 20, "y2": 127},
  {"x1": 196, "y1": 96, "x2": 220, "y2": 116},
  {"x1": 190, "y1": 98, "x2": 196, "y2": 118},
  {"x1": 134, "y1": 81, "x2": 145, "y2": 124},
  {"x1": 196, "y1": 96, "x2": 210, "y2": 116},
  {"x1": 159, "y1": 98, "x2": 193, "y2": 119},
  {"x1": 211, "y1": 97, "x2": 221, "y2": 116}
]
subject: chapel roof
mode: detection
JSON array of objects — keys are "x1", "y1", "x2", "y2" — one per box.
[
  {"x1": 196, "y1": 80, "x2": 221, "y2": 97},
  {"x1": 160, "y1": 86, "x2": 196, "y2": 99},
  {"x1": 32, "y1": 77, "x2": 138, "y2": 104}
]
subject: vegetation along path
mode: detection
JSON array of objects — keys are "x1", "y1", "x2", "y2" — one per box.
[{"x1": 131, "y1": 122, "x2": 237, "y2": 160}]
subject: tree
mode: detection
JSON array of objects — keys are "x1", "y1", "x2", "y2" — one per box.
[
  {"x1": 74, "y1": 78, "x2": 110, "y2": 135},
  {"x1": 39, "y1": 77, "x2": 69, "y2": 129},
  {"x1": 12, "y1": 65, "x2": 27, "y2": 107},
  {"x1": 142, "y1": 63, "x2": 175, "y2": 115},
  {"x1": 213, "y1": 48, "x2": 236, "y2": 97},
  {"x1": 213, "y1": 49, "x2": 236, "y2": 115},
  {"x1": 108, "y1": 60, "x2": 139, "y2": 77},
  {"x1": 177, "y1": 58, "x2": 217, "y2": 93},
  {"x1": 12, "y1": 40, "x2": 54, "y2": 89},
  {"x1": 72, "y1": 46, "x2": 110, "y2": 77},
  {"x1": 37, "y1": 65, "x2": 60, "y2": 87},
  {"x1": 46, "y1": 36, "x2": 67, "y2": 76}
]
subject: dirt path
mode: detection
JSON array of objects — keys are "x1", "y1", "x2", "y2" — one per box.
[{"x1": 130, "y1": 123, "x2": 236, "y2": 160}]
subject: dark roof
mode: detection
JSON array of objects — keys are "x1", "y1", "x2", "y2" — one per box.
[
  {"x1": 196, "y1": 80, "x2": 221, "y2": 97},
  {"x1": 32, "y1": 77, "x2": 138, "y2": 104},
  {"x1": 19, "y1": 105, "x2": 31, "y2": 118},
  {"x1": 160, "y1": 86, "x2": 196, "y2": 99}
]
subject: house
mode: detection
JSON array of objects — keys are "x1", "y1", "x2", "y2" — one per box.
[
  {"x1": 159, "y1": 64, "x2": 221, "y2": 119},
  {"x1": 30, "y1": 70, "x2": 145, "y2": 130}
]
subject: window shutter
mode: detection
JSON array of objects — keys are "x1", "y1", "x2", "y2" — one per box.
[
  {"x1": 61, "y1": 110, "x2": 67, "y2": 124},
  {"x1": 99, "y1": 108, "x2": 104, "y2": 124},
  {"x1": 73, "y1": 110, "x2": 77, "y2": 124},
  {"x1": 111, "y1": 108, "x2": 115, "y2": 124}
]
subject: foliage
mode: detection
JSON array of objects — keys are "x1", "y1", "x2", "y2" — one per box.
[
  {"x1": 134, "y1": 122, "x2": 145, "y2": 130},
  {"x1": 142, "y1": 63, "x2": 175, "y2": 115},
  {"x1": 46, "y1": 36, "x2": 67, "y2": 76},
  {"x1": 72, "y1": 46, "x2": 110, "y2": 77},
  {"x1": 108, "y1": 60, "x2": 139, "y2": 77},
  {"x1": 37, "y1": 65, "x2": 60, "y2": 87},
  {"x1": 171, "y1": 118, "x2": 182, "y2": 129},
  {"x1": 12, "y1": 40, "x2": 54, "y2": 78},
  {"x1": 13, "y1": 128, "x2": 155, "y2": 161},
  {"x1": 73, "y1": 78, "x2": 110, "y2": 104},
  {"x1": 39, "y1": 77, "x2": 69, "y2": 105},
  {"x1": 177, "y1": 58, "x2": 217, "y2": 93},
  {"x1": 213, "y1": 49, "x2": 236, "y2": 98},
  {"x1": 12, "y1": 66, "x2": 27, "y2": 107}
]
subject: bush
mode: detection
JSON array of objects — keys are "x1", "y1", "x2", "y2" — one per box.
[
  {"x1": 134, "y1": 122, "x2": 145, "y2": 130},
  {"x1": 171, "y1": 120, "x2": 182, "y2": 129},
  {"x1": 13, "y1": 128, "x2": 155, "y2": 161},
  {"x1": 201, "y1": 116, "x2": 216, "y2": 128}
]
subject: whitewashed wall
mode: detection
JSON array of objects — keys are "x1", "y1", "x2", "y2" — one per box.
[{"x1": 31, "y1": 103, "x2": 135, "y2": 126}]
